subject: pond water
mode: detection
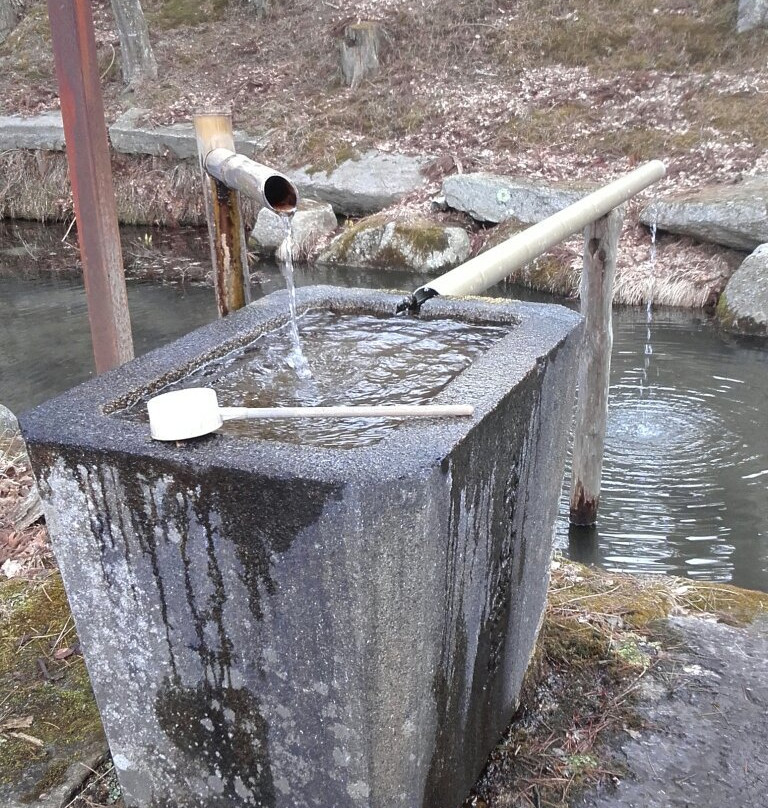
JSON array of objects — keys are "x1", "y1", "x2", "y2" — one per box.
[{"x1": 1, "y1": 223, "x2": 766, "y2": 590}]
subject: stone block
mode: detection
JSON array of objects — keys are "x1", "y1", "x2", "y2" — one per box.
[
  {"x1": 317, "y1": 215, "x2": 471, "y2": 272},
  {"x1": 640, "y1": 178, "x2": 768, "y2": 251},
  {"x1": 717, "y1": 242, "x2": 768, "y2": 335},
  {"x1": 0, "y1": 113, "x2": 66, "y2": 151},
  {"x1": 109, "y1": 109, "x2": 270, "y2": 159},
  {"x1": 249, "y1": 198, "x2": 337, "y2": 259},
  {"x1": 21, "y1": 287, "x2": 582, "y2": 808},
  {"x1": 288, "y1": 152, "x2": 431, "y2": 216},
  {"x1": 443, "y1": 172, "x2": 593, "y2": 225}
]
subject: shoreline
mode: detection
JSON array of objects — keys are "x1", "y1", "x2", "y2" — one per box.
[{"x1": 0, "y1": 134, "x2": 747, "y2": 312}]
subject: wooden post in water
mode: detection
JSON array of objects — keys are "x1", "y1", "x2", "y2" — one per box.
[
  {"x1": 569, "y1": 206, "x2": 624, "y2": 527},
  {"x1": 194, "y1": 113, "x2": 250, "y2": 317},
  {"x1": 47, "y1": 0, "x2": 134, "y2": 373}
]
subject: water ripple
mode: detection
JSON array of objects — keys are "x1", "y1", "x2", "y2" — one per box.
[{"x1": 559, "y1": 309, "x2": 768, "y2": 592}]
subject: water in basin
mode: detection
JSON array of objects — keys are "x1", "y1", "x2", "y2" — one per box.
[{"x1": 140, "y1": 309, "x2": 511, "y2": 448}]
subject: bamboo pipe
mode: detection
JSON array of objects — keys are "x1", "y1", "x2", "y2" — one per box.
[
  {"x1": 194, "y1": 114, "x2": 251, "y2": 316},
  {"x1": 204, "y1": 148, "x2": 298, "y2": 213},
  {"x1": 402, "y1": 160, "x2": 666, "y2": 311}
]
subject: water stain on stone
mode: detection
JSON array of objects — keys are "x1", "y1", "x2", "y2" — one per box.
[
  {"x1": 154, "y1": 678, "x2": 274, "y2": 808},
  {"x1": 423, "y1": 371, "x2": 541, "y2": 808}
]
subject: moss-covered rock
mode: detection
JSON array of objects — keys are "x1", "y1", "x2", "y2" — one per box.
[
  {"x1": 316, "y1": 214, "x2": 471, "y2": 271},
  {"x1": 716, "y1": 243, "x2": 768, "y2": 336}
]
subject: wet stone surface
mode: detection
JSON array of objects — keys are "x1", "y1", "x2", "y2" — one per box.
[{"x1": 579, "y1": 614, "x2": 768, "y2": 808}]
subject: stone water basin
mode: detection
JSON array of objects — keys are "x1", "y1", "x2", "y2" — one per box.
[{"x1": 21, "y1": 286, "x2": 582, "y2": 808}]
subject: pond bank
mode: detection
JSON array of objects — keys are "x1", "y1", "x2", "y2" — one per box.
[
  {"x1": 468, "y1": 561, "x2": 768, "y2": 808},
  {"x1": 0, "y1": 111, "x2": 752, "y2": 314}
]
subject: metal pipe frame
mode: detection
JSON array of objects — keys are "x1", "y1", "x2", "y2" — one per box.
[{"x1": 47, "y1": 0, "x2": 134, "y2": 373}]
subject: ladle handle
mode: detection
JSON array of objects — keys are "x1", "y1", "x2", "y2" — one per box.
[{"x1": 219, "y1": 404, "x2": 474, "y2": 420}]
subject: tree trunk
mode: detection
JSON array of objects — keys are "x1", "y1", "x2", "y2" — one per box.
[
  {"x1": 340, "y1": 22, "x2": 383, "y2": 89},
  {"x1": 569, "y1": 206, "x2": 624, "y2": 527},
  {"x1": 0, "y1": 0, "x2": 21, "y2": 45},
  {"x1": 737, "y1": 0, "x2": 768, "y2": 32},
  {"x1": 110, "y1": 0, "x2": 157, "y2": 87},
  {"x1": 248, "y1": 0, "x2": 270, "y2": 17}
]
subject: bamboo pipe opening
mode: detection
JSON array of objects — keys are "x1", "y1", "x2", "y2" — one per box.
[
  {"x1": 203, "y1": 148, "x2": 299, "y2": 214},
  {"x1": 264, "y1": 174, "x2": 298, "y2": 212}
]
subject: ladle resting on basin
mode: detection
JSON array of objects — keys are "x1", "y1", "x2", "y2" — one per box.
[{"x1": 147, "y1": 387, "x2": 474, "y2": 441}]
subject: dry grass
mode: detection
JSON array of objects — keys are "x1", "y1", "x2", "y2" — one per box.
[
  {"x1": 484, "y1": 222, "x2": 740, "y2": 308},
  {"x1": 0, "y1": 0, "x2": 766, "y2": 307},
  {"x1": 499, "y1": 0, "x2": 764, "y2": 73},
  {"x1": 2, "y1": 0, "x2": 765, "y2": 178}
]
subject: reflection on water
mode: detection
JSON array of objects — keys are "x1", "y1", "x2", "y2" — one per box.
[
  {"x1": 1, "y1": 224, "x2": 767, "y2": 590},
  {"x1": 0, "y1": 270, "x2": 217, "y2": 412}
]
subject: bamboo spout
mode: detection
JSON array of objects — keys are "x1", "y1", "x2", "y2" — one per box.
[
  {"x1": 204, "y1": 148, "x2": 298, "y2": 213},
  {"x1": 401, "y1": 160, "x2": 666, "y2": 312}
]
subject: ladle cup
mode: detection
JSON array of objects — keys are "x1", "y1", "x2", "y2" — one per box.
[{"x1": 147, "y1": 387, "x2": 474, "y2": 441}]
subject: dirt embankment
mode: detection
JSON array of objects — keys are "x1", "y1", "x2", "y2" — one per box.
[{"x1": 1, "y1": 1, "x2": 767, "y2": 307}]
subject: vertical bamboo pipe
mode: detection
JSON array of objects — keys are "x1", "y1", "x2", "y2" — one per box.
[
  {"x1": 47, "y1": 0, "x2": 134, "y2": 373},
  {"x1": 569, "y1": 206, "x2": 625, "y2": 527},
  {"x1": 194, "y1": 114, "x2": 250, "y2": 317}
]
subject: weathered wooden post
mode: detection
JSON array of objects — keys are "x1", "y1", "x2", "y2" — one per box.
[
  {"x1": 569, "y1": 206, "x2": 625, "y2": 527},
  {"x1": 0, "y1": 0, "x2": 21, "y2": 44},
  {"x1": 339, "y1": 21, "x2": 384, "y2": 88},
  {"x1": 194, "y1": 113, "x2": 251, "y2": 317},
  {"x1": 47, "y1": 0, "x2": 134, "y2": 374}
]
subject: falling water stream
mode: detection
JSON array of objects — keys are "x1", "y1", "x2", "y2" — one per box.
[
  {"x1": 276, "y1": 214, "x2": 312, "y2": 380},
  {"x1": 640, "y1": 204, "x2": 658, "y2": 402}
]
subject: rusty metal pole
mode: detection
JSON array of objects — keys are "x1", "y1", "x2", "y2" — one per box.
[
  {"x1": 47, "y1": 0, "x2": 134, "y2": 373},
  {"x1": 194, "y1": 114, "x2": 251, "y2": 317}
]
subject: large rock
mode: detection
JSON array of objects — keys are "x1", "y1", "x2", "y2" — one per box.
[
  {"x1": 317, "y1": 214, "x2": 470, "y2": 272},
  {"x1": 0, "y1": 403, "x2": 26, "y2": 464},
  {"x1": 288, "y1": 151, "x2": 430, "y2": 216},
  {"x1": 717, "y1": 243, "x2": 768, "y2": 335},
  {"x1": 737, "y1": 0, "x2": 768, "y2": 31},
  {"x1": 0, "y1": 113, "x2": 65, "y2": 151},
  {"x1": 640, "y1": 178, "x2": 768, "y2": 251},
  {"x1": 249, "y1": 198, "x2": 337, "y2": 261},
  {"x1": 0, "y1": 402, "x2": 19, "y2": 437},
  {"x1": 442, "y1": 173, "x2": 592, "y2": 225},
  {"x1": 109, "y1": 108, "x2": 269, "y2": 159}
]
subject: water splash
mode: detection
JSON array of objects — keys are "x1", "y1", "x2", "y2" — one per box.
[{"x1": 276, "y1": 215, "x2": 312, "y2": 380}]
